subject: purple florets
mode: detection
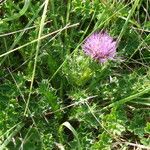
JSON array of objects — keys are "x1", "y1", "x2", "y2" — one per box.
[{"x1": 82, "y1": 31, "x2": 117, "y2": 63}]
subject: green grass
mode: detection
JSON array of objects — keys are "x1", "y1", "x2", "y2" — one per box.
[{"x1": 0, "y1": 0, "x2": 150, "y2": 149}]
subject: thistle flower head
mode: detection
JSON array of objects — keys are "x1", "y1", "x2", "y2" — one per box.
[{"x1": 82, "y1": 31, "x2": 117, "y2": 63}]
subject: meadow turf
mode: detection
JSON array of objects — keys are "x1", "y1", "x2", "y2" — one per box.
[{"x1": 0, "y1": 0, "x2": 150, "y2": 149}]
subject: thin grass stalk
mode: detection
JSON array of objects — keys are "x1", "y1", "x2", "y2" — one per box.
[{"x1": 24, "y1": 0, "x2": 49, "y2": 116}]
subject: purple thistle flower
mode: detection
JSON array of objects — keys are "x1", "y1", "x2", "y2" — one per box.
[{"x1": 82, "y1": 31, "x2": 117, "y2": 63}]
